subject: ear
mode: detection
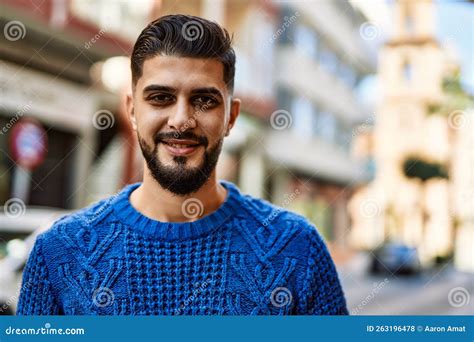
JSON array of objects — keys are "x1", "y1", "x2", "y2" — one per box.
[
  {"x1": 225, "y1": 98, "x2": 241, "y2": 137},
  {"x1": 126, "y1": 93, "x2": 137, "y2": 131}
]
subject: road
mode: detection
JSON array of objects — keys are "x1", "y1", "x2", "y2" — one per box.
[{"x1": 339, "y1": 253, "x2": 474, "y2": 315}]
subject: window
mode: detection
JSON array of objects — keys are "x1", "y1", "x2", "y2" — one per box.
[
  {"x1": 312, "y1": 106, "x2": 320, "y2": 137},
  {"x1": 278, "y1": 7, "x2": 298, "y2": 45},
  {"x1": 338, "y1": 61, "x2": 357, "y2": 88},
  {"x1": 71, "y1": 0, "x2": 154, "y2": 41},
  {"x1": 336, "y1": 120, "x2": 352, "y2": 152},
  {"x1": 251, "y1": 17, "x2": 275, "y2": 98},
  {"x1": 317, "y1": 111, "x2": 336, "y2": 143},
  {"x1": 403, "y1": 60, "x2": 413, "y2": 83},
  {"x1": 406, "y1": 14, "x2": 415, "y2": 35},
  {"x1": 276, "y1": 87, "x2": 292, "y2": 111},
  {"x1": 291, "y1": 97, "x2": 314, "y2": 139},
  {"x1": 294, "y1": 25, "x2": 318, "y2": 59},
  {"x1": 403, "y1": 3, "x2": 415, "y2": 35},
  {"x1": 0, "y1": 117, "x2": 78, "y2": 208},
  {"x1": 319, "y1": 41, "x2": 339, "y2": 74}
]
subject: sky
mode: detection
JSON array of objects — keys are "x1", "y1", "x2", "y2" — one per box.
[
  {"x1": 437, "y1": 0, "x2": 473, "y2": 93},
  {"x1": 357, "y1": 0, "x2": 473, "y2": 107}
]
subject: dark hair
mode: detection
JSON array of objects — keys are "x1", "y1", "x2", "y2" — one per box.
[{"x1": 131, "y1": 14, "x2": 235, "y2": 92}]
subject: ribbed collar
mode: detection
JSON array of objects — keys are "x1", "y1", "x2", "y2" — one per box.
[{"x1": 111, "y1": 180, "x2": 242, "y2": 241}]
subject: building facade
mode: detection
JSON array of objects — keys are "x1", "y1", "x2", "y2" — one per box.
[
  {"x1": 348, "y1": 0, "x2": 473, "y2": 271},
  {"x1": 2, "y1": 0, "x2": 379, "y2": 262},
  {"x1": 260, "y1": 0, "x2": 375, "y2": 253},
  {"x1": 0, "y1": 0, "x2": 143, "y2": 208}
]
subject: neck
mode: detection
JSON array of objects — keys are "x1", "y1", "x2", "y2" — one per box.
[{"x1": 130, "y1": 165, "x2": 227, "y2": 222}]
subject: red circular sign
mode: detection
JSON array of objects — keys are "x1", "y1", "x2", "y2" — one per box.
[{"x1": 9, "y1": 118, "x2": 48, "y2": 170}]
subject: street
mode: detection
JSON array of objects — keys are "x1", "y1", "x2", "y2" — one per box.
[{"x1": 340, "y1": 254, "x2": 474, "y2": 315}]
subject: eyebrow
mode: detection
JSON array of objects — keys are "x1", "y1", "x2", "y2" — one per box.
[
  {"x1": 190, "y1": 87, "x2": 224, "y2": 101},
  {"x1": 142, "y1": 84, "x2": 224, "y2": 101},
  {"x1": 142, "y1": 84, "x2": 176, "y2": 94}
]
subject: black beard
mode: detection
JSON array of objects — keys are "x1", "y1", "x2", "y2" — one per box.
[{"x1": 137, "y1": 131, "x2": 223, "y2": 196}]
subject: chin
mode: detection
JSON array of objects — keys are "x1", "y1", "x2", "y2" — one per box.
[{"x1": 159, "y1": 153, "x2": 203, "y2": 168}]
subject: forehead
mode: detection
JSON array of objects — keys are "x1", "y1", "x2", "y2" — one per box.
[{"x1": 137, "y1": 55, "x2": 226, "y2": 92}]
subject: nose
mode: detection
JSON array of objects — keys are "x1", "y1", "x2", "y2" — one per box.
[{"x1": 167, "y1": 98, "x2": 197, "y2": 132}]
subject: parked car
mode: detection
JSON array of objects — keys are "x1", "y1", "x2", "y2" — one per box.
[
  {"x1": 370, "y1": 242, "x2": 421, "y2": 275},
  {"x1": 0, "y1": 207, "x2": 69, "y2": 314}
]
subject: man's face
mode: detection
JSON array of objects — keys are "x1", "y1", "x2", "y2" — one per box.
[{"x1": 128, "y1": 55, "x2": 240, "y2": 195}]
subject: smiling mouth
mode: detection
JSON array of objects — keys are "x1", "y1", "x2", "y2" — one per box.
[
  {"x1": 160, "y1": 139, "x2": 202, "y2": 156},
  {"x1": 161, "y1": 139, "x2": 201, "y2": 148}
]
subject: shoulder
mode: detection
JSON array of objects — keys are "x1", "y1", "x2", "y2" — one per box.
[
  {"x1": 239, "y1": 192, "x2": 316, "y2": 231},
  {"x1": 38, "y1": 193, "x2": 120, "y2": 246},
  {"x1": 237, "y1": 192, "x2": 327, "y2": 256},
  {"x1": 30, "y1": 192, "x2": 127, "y2": 273}
]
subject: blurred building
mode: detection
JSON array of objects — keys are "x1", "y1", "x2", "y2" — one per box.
[
  {"x1": 128, "y1": 0, "x2": 377, "y2": 256},
  {"x1": 0, "y1": 0, "x2": 143, "y2": 209},
  {"x1": 261, "y1": 0, "x2": 375, "y2": 252},
  {"x1": 1, "y1": 0, "x2": 379, "y2": 261},
  {"x1": 349, "y1": 0, "x2": 473, "y2": 271}
]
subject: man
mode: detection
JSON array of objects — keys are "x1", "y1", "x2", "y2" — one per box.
[{"x1": 17, "y1": 14, "x2": 348, "y2": 315}]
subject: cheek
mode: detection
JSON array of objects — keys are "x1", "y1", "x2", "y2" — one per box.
[
  {"x1": 198, "y1": 113, "x2": 226, "y2": 141},
  {"x1": 135, "y1": 105, "x2": 166, "y2": 138}
]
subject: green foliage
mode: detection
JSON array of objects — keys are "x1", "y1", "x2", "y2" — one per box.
[
  {"x1": 442, "y1": 72, "x2": 464, "y2": 94},
  {"x1": 427, "y1": 72, "x2": 473, "y2": 116},
  {"x1": 403, "y1": 157, "x2": 448, "y2": 181}
]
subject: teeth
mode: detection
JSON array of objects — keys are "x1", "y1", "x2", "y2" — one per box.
[{"x1": 169, "y1": 143, "x2": 192, "y2": 148}]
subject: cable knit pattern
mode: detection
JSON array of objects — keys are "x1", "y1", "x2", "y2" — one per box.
[
  {"x1": 17, "y1": 181, "x2": 348, "y2": 315},
  {"x1": 16, "y1": 236, "x2": 60, "y2": 315}
]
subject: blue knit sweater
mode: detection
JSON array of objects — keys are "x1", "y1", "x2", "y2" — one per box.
[{"x1": 17, "y1": 181, "x2": 348, "y2": 315}]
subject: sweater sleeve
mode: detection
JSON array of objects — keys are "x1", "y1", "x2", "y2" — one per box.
[
  {"x1": 16, "y1": 235, "x2": 61, "y2": 315},
  {"x1": 297, "y1": 227, "x2": 349, "y2": 315}
]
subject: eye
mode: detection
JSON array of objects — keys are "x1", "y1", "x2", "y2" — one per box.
[
  {"x1": 148, "y1": 93, "x2": 175, "y2": 105},
  {"x1": 192, "y1": 96, "x2": 218, "y2": 110}
]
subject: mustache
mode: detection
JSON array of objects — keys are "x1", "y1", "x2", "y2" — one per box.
[{"x1": 154, "y1": 131, "x2": 208, "y2": 147}]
